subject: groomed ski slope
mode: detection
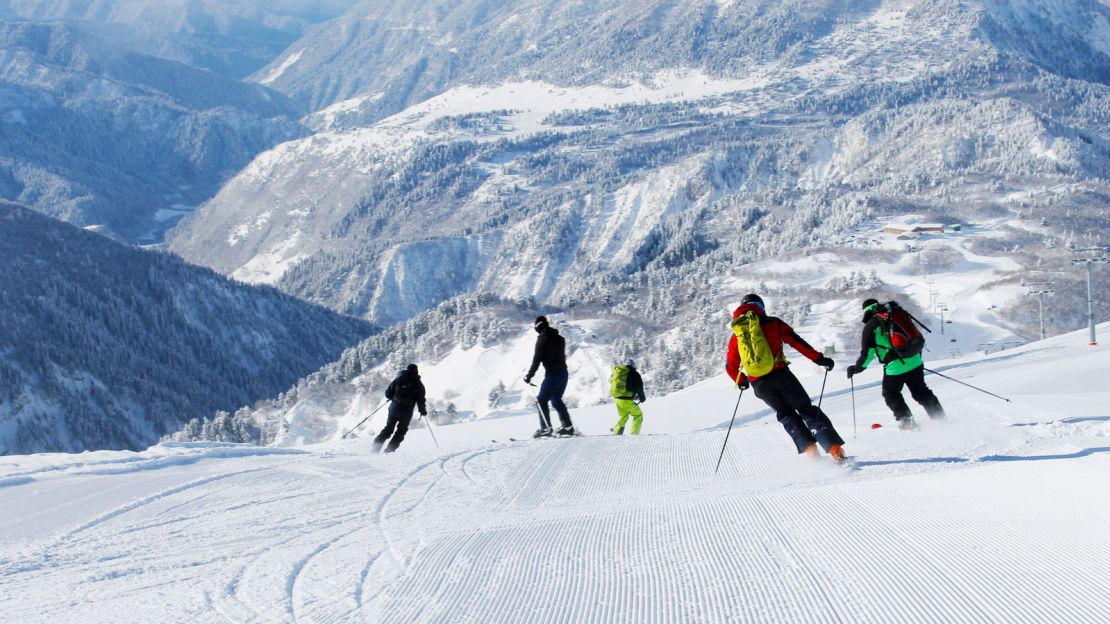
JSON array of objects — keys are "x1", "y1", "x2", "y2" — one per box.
[{"x1": 2, "y1": 326, "x2": 1110, "y2": 623}]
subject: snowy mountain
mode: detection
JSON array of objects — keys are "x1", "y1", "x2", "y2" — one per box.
[
  {"x1": 0, "y1": 202, "x2": 374, "y2": 455},
  {"x1": 174, "y1": 205, "x2": 1105, "y2": 447},
  {"x1": 166, "y1": 0, "x2": 1109, "y2": 414},
  {"x1": 0, "y1": 18, "x2": 307, "y2": 242},
  {"x1": 255, "y1": 0, "x2": 1110, "y2": 116},
  {"x1": 0, "y1": 0, "x2": 359, "y2": 79},
  {"x1": 4, "y1": 322, "x2": 1109, "y2": 622}
]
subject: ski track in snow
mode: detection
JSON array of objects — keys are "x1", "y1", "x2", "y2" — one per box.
[{"x1": 3, "y1": 338, "x2": 1110, "y2": 622}]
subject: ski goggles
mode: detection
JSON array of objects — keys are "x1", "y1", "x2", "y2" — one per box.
[{"x1": 862, "y1": 302, "x2": 882, "y2": 323}]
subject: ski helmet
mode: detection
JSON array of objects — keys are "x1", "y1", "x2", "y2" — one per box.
[
  {"x1": 862, "y1": 298, "x2": 881, "y2": 323},
  {"x1": 741, "y1": 293, "x2": 765, "y2": 312}
]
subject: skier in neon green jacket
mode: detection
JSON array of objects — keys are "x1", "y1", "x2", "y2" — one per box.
[
  {"x1": 846, "y1": 299, "x2": 945, "y2": 429},
  {"x1": 610, "y1": 360, "x2": 647, "y2": 435}
]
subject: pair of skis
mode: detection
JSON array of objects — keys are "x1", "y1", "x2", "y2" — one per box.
[{"x1": 492, "y1": 430, "x2": 585, "y2": 444}]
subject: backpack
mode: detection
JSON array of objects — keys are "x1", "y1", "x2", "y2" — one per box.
[
  {"x1": 730, "y1": 311, "x2": 778, "y2": 377},
  {"x1": 610, "y1": 365, "x2": 632, "y2": 399},
  {"x1": 877, "y1": 302, "x2": 926, "y2": 362},
  {"x1": 393, "y1": 375, "x2": 421, "y2": 404}
]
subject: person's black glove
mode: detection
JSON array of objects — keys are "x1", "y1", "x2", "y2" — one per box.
[
  {"x1": 419, "y1": 409, "x2": 428, "y2": 417},
  {"x1": 637, "y1": 394, "x2": 646, "y2": 404},
  {"x1": 816, "y1": 356, "x2": 835, "y2": 371},
  {"x1": 523, "y1": 374, "x2": 533, "y2": 385},
  {"x1": 846, "y1": 364, "x2": 864, "y2": 379},
  {"x1": 736, "y1": 375, "x2": 750, "y2": 391}
]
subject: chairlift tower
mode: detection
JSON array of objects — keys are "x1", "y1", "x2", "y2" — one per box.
[
  {"x1": 1072, "y1": 247, "x2": 1108, "y2": 346},
  {"x1": 1024, "y1": 282, "x2": 1055, "y2": 341}
]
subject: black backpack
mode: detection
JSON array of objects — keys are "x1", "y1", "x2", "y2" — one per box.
[{"x1": 393, "y1": 375, "x2": 420, "y2": 404}]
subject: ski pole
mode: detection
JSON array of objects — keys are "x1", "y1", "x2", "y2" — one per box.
[
  {"x1": 534, "y1": 397, "x2": 551, "y2": 430},
  {"x1": 422, "y1": 414, "x2": 440, "y2": 448},
  {"x1": 850, "y1": 378, "x2": 857, "y2": 438},
  {"x1": 714, "y1": 390, "x2": 744, "y2": 474},
  {"x1": 341, "y1": 400, "x2": 389, "y2": 439},
  {"x1": 904, "y1": 310, "x2": 933, "y2": 333},
  {"x1": 923, "y1": 368, "x2": 1011, "y2": 403},
  {"x1": 817, "y1": 369, "x2": 829, "y2": 409}
]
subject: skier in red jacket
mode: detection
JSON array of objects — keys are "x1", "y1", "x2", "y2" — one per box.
[{"x1": 725, "y1": 294, "x2": 846, "y2": 461}]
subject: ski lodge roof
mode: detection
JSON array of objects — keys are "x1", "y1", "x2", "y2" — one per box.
[{"x1": 884, "y1": 223, "x2": 947, "y2": 234}]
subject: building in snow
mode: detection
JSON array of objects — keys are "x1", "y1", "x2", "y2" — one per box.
[{"x1": 885, "y1": 223, "x2": 951, "y2": 235}]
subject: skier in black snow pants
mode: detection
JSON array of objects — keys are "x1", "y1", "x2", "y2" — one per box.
[
  {"x1": 524, "y1": 316, "x2": 575, "y2": 437},
  {"x1": 373, "y1": 364, "x2": 427, "y2": 453}
]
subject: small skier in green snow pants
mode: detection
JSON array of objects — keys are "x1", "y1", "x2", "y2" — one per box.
[{"x1": 610, "y1": 360, "x2": 647, "y2": 434}]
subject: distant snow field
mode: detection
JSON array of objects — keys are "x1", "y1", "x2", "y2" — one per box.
[{"x1": 2, "y1": 325, "x2": 1108, "y2": 622}]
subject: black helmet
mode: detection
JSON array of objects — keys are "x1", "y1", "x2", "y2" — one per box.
[
  {"x1": 861, "y1": 299, "x2": 882, "y2": 323},
  {"x1": 533, "y1": 316, "x2": 549, "y2": 332},
  {"x1": 741, "y1": 293, "x2": 764, "y2": 306}
]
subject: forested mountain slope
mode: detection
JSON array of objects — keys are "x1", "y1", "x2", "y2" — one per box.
[
  {"x1": 0, "y1": 0, "x2": 359, "y2": 79},
  {"x1": 0, "y1": 18, "x2": 306, "y2": 242},
  {"x1": 0, "y1": 202, "x2": 374, "y2": 454}
]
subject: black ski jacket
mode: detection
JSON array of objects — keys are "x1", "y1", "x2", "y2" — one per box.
[
  {"x1": 620, "y1": 367, "x2": 646, "y2": 403},
  {"x1": 527, "y1": 326, "x2": 568, "y2": 378},
  {"x1": 385, "y1": 369, "x2": 427, "y2": 414}
]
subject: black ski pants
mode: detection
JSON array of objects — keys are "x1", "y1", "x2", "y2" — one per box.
[
  {"x1": 882, "y1": 365, "x2": 944, "y2": 421},
  {"x1": 375, "y1": 402, "x2": 415, "y2": 451},
  {"x1": 536, "y1": 369, "x2": 572, "y2": 429},
  {"x1": 752, "y1": 367, "x2": 845, "y2": 454}
]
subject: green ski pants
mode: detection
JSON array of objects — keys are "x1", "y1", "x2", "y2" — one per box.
[{"x1": 613, "y1": 399, "x2": 644, "y2": 434}]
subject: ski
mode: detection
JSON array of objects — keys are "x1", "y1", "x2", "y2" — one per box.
[{"x1": 492, "y1": 433, "x2": 589, "y2": 444}]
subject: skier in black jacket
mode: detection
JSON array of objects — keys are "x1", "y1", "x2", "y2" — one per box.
[
  {"x1": 524, "y1": 316, "x2": 575, "y2": 437},
  {"x1": 373, "y1": 364, "x2": 427, "y2": 453}
]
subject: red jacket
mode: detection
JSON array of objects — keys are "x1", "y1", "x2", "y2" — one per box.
[{"x1": 725, "y1": 303, "x2": 823, "y2": 385}]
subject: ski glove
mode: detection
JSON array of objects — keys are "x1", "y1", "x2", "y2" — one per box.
[
  {"x1": 523, "y1": 374, "x2": 533, "y2": 385},
  {"x1": 815, "y1": 356, "x2": 835, "y2": 371},
  {"x1": 420, "y1": 409, "x2": 428, "y2": 417},
  {"x1": 736, "y1": 375, "x2": 750, "y2": 391},
  {"x1": 846, "y1": 364, "x2": 864, "y2": 379}
]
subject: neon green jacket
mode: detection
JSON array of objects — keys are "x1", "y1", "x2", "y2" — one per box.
[{"x1": 856, "y1": 319, "x2": 923, "y2": 376}]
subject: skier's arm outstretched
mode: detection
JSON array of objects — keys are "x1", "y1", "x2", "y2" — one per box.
[
  {"x1": 848, "y1": 319, "x2": 881, "y2": 377},
  {"x1": 525, "y1": 333, "x2": 546, "y2": 382},
  {"x1": 415, "y1": 381, "x2": 427, "y2": 416},
  {"x1": 724, "y1": 335, "x2": 747, "y2": 387},
  {"x1": 857, "y1": 319, "x2": 883, "y2": 367}
]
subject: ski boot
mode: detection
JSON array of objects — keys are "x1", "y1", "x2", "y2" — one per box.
[
  {"x1": 533, "y1": 427, "x2": 553, "y2": 438},
  {"x1": 828, "y1": 444, "x2": 846, "y2": 463},
  {"x1": 371, "y1": 439, "x2": 385, "y2": 453},
  {"x1": 556, "y1": 426, "x2": 577, "y2": 437},
  {"x1": 897, "y1": 417, "x2": 919, "y2": 431},
  {"x1": 803, "y1": 443, "x2": 820, "y2": 460},
  {"x1": 612, "y1": 426, "x2": 624, "y2": 435}
]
